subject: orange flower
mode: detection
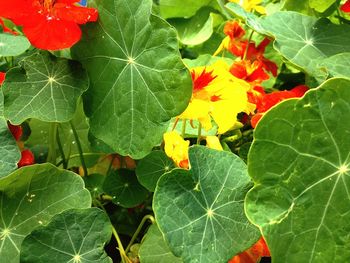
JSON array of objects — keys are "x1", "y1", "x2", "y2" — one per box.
[
  {"x1": 229, "y1": 237, "x2": 270, "y2": 263},
  {"x1": 341, "y1": 0, "x2": 350, "y2": 12}
]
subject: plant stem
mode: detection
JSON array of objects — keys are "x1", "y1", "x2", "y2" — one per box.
[
  {"x1": 70, "y1": 121, "x2": 88, "y2": 176},
  {"x1": 181, "y1": 119, "x2": 187, "y2": 138},
  {"x1": 125, "y1": 215, "x2": 155, "y2": 254},
  {"x1": 197, "y1": 122, "x2": 202, "y2": 144},
  {"x1": 94, "y1": 199, "x2": 131, "y2": 263},
  {"x1": 56, "y1": 126, "x2": 67, "y2": 169},
  {"x1": 243, "y1": 30, "x2": 254, "y2": 61},
  {"x1": 47, "y1": 122, "x2": 58, "y2": 164},
  {"x1": 216, "y1": 0, "x2": 232, "y2": 19}
]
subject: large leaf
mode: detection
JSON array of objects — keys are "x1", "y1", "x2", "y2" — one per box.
[
  {"x1": 20, "y1": 208, "x2": 112, "y2": 263},
  {"x1": 139, "y1": 224, "x2": 182, "y2": 263},
  {"x1": 246, "y1": 78, "x2": 350, "y2": 262},
  {"x1": 0, "y1": 33, "x2": 30, "y2": 57},
  {"x1": 153, "y1": 146, "x2": 259, "y2": 263},
  {"x1": 258, "y1": 12, "x2": 350, "y2": 80},
  {"x1": 72, "y1": 0, "x2": 192, "y2": 159},
  {"x1": 0, "y1": 118, "x2": 20, "y2": 177},
  {"x1": 0, "y1": 163, "x2": 91, "y2": 263},
  {"x1": 2, "y1": 51, "x2": 88, "y2": 124}
]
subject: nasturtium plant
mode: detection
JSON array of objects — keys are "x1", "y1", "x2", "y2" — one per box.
[
  {"x1": 0, "y1": 164, "x2": 91, "y2": 263},
  {"x1": 154, "y1": 146, "x2": 259, "y2": 263},
  {"x1": 246, "y1": 78, "x2": 350, "y2": 262},
  {"x1": 1, "y1": 0, "x2": 350, "y2": 262}
]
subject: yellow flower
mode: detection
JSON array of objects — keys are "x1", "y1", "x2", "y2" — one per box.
[
  {"x1": 206, "y1": 136, "x2": 223, "y2": 151},
  {"x1": 179, "y1": 60, "x2": 249, "y2": 134},
  {"x1": 229, "y1": 0, "x2": 266, "y2": 14},
  {"x1": 163, "y1": 131, "x2": 189, "y2": 169}
]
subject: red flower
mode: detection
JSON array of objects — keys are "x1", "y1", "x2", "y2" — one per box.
[
  {"x1": 341, "y1": 0, "x2": 350, "y2": 12},
  {"x1": 0, "y1": 72, "x2": 5, "y2": 85},
  {"x1": 8, "y1": 123, "x2": 23, "y2": 141},
  {"x1": 18, "y1": 149, "x2": 35, "y2": 167},
  {"x1": 0, "y1": 0, "x2": 98, "y2": 50},
  {"x1": 249, "y1": 85, "x2": 309, "y2": 128},
  {"x1": 228, "y1": 237, "x2": 270, "y2": 263},
  {"x1": 230, "y1": 60, "x2": 269, "y2": 85}
]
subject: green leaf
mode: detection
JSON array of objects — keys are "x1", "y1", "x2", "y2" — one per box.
[
  {"x1": 259, "y1": 12, "x2": 350, "y2": 80},
  {"x1": 84, "y1": 173, "x2": 106, "y2": 198},
  {"x1": 0, "y1": 33, "x2": 30, "y2": 57},
  {"x1": 153, "y1": 146, "x2": 259, "y2": 263},
  {"x1": 2, "y1": 51, "x2": 88, "y2": 124},
  {"x1": 0, "y1": 163, "x2": 91, "y2": 263},
  {"x1": 282, "y1": 0, "x2": 314, "y2": 15},
  {"x1": 246, "y1": 78, "x2": 350, "y2": 262},
  {"x1": 72, "y1": 0, "x2": 192, "y2": 159},
  {"x1": 159, "y1": 0, "x2": 216, "y2": 19},
  {"x1": 168, "y1": 8, "x2": 215, "y2": 46},
  {"x1": 136, "y1": 150, "x2": 175, "y2": 192},
  {"x1": 309, "y1": 0, "x2": 336, "y2": 13},
  {"x1": 0, "y1": 118, "x2": 20, "y2": 177},
  {"x1": 319, "y1": 53, "x2": 350, "y2": 79},
  {"x1": 103, "y1": 169, "x2": 149, "y2": 208},
  {"x1": 20, "y1": 208, "x2": 112, "y2": 263},
  {"x1": 139, "y1": 224, "x2": 182, "y2": 263}
]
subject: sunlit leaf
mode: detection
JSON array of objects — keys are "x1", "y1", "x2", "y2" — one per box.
[
  {"x1": 72, "y1": 0, "x2": 192, "y2": 158},
  {"x1": 0, "y1": 33, "x2": 30, "y2": 57},
  {"x1": 154, "y1": 146, "x2": 259, "y2": 263},
  {"x1": 246, "y1": 78, "x2": 350, "y2": 262}
]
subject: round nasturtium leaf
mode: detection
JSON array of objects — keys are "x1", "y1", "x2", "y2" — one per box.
[
  {"x1": 2, "y1": 51, "x2": 89, "y2": 124},
  {"x1": 153, "y1": 146, "x2": 259, "y2": 263},
  {"x1": 0, "y1": 118, "x2": 20, "y2": 178},
  {"x1": 139, "y1": 224, "x2": 182, "y2": 263},
  {"x1": 72, "y1": 0, "x2": 192, "y2": 159},
  {"x1": 0, "y1": 163, "x2": 91, "y2": 263},
  {"x1": 20, "y1": 208, "x2": 112, "y2": 263},
  {"x1": 319, "y1": 53, "x2": 350, "y2": 79},
  {"x1": 0, "y1": 33, "x2": 30, "y2": 57},
  {"x1": 103, "y1": 169, "x2": 149, "y2": 208},
  {"x1": 246, "y1": 78, "x2": 350, "y2": 262},
  {"x1": 136, "y1": 150, "x2": 175, "y2": 192},
  {"x1": 257, "y1": 12, "x2": 350, "y2": 80}
]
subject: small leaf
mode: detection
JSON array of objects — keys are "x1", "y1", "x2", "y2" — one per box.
[
  {"x1": 136, "y1": 150, "x2": 175, "y2": 192},
  {"x1": 0, "y1": 118, "x2": 20, "y2": 177},
  {"x1": 0, "y1": 163, "x2": 91, "y2": 263},
  {"x1": 72, "y1": 0, "x2": 192, "y2": 158},
  {"x1": 20, "y1": 208, "x2": 112, "y2": 263},
  {"x1": 3, "y1": 51, "x2": 88, "y2": 124},
  {"x1": 246, "y1": 78, "x2": 350, "y2": 262},
  {"x1": 139, "y1": 224, "x2": 182, "y2": 263},
  {"x1": 103, "y1": 169, "x2": 149, "y2": 208},
  {"x1": 0, "y1": 33, "x2": 30, "y2": 57},
  {"x1": 168, "y1": 8, "x2": 215, "y2": 46},
  {"x1": 153, "y1": 146, "x2": 259, "y2": 263}
]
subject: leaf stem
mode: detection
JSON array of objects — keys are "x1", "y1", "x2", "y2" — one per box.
[
  {"x1": 56, "y1": 126, "x2": 68, "y2": 169},
  {"x1": 70, "y1": 121, "x2": 88, "y2": 176},
  {"x1": 243, "y1": 30, "x2": 254, "y2": 61},
  {"x1": 125, "y1": 215, "x2": 155, "y2": 254},
  {"x1": 47, "y1": 122, "x2": 58, "y2": 164},
  {"x1": 181, "y1": 119, "x2": 187, "y2": 138},
  {"x1": 197, "y1": 122, "x2": 202, "y2": 144}
]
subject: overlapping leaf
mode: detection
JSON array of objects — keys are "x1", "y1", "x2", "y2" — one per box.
[
  {"x1": 20, "y1": 208, "x2": 112, "y2": 263},
  {"x1": 0, "y1": 164, "x2": 91, "y2": 263},
  {"x1": 0, "y1": 33, "x2": 30, "y2": 57},
  {"x1": 246, "y1": 78, "x2": 350, "y2": 262},
  {"x1": 2, "y1": 51, "x2": 88, "y2": 124},
  {"x1": 159, "y1": 0, "x2": 216, "y2": 19},
  {"x1": 154, "y1": 146, "x2": 259, "y2": 263},
  {"x1": 139, "y1": 224, "x2": 182, "y2": 263},
  {"x1": 72, "y1": 0, "x2": 192, "y2": 158}
]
